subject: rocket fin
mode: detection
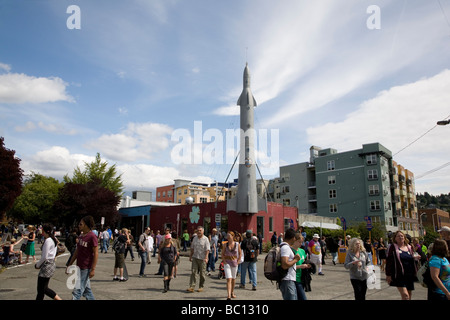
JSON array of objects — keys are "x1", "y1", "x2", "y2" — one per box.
[{"x1": 237, "y1": 92, "x2": 244, "y2": 106}]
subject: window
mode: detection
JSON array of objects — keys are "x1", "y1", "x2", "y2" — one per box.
[
  {"x1": 369, "y1": 185, "x2": 379, "y2": 196},
  {"x1": 269, "y1": 217, "x2": 273, "y2": 232},
  {"x1": 366, "y1": 154, "x2": 377, "y2": 165},
  {"x1": 283, "y1": 186, "x2": 290, "y2": 193},
  {"x1": 329, "y1": 189, "x2": 337, "y2": 199},
  {"x1": 368, "y1": 169, "x2": 378, "y2": 180},
  {"x1": 283, "y1": 199, "x2": 290, "y2": 206},
  {"x1": 328, "y1": 175, "x2": 336, "y2": 185},
  {"x1": 370, "y1": 200, "x2": 381, "y2": 211},
  {"x1": 329, "y1": 203, "x2": 338, "y2": 213},
  {"x1": 327, "y1": 160, "x2": 335, "y2": 171}
]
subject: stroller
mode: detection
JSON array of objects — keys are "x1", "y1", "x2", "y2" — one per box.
[{"x1": 217, "y1": 261, "x2": 225, "y2": 279}]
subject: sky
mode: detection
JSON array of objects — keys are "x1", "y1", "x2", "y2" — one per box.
[{"x1": 1, "y1": 0, "x2": 450, "y2": 198}]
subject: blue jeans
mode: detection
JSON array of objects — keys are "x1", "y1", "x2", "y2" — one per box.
[
  {"x1": 207, "y1": 252, "x2": 216, "y2": 272},
  {"x1": 295, "y1": 281, "x2": 307, "y2": 300},
  {"x1": 240, "y1": 261, "x2": 257, "y2": 287},
  {"x1": 280, "y1": 280, "x2": 297, "y2": 300},
  {"x1": 72, "y1": 268, "x2": 95, "y2": 300},
  {"x1": 138, "y1": 251, "x2": 148, "y2": 276},
  {"x1": 102, "y1": 239, "x2": 108, "y2": 253}
]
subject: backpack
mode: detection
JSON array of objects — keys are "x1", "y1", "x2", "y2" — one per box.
[
  {"x1": 112, "y1": 237, "x2": 125, "y2": 253},
  {"x1": 417, "y1": 261, "x2": 435, "y2": 289},
  {"x1": 242, "y1": 238, "x2": 258, "y2": 261},
  {"x1": 264, "y1": 243, "x2": 289, "y2": 283}
]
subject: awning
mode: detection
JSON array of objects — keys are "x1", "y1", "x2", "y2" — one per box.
[{"x1": 301, "y1": 221, "x2": 342, "y2": 230}]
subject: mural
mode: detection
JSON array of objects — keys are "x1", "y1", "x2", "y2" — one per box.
[{"x1": 189, "y1": 206, "x2": 200, "y2": 223}]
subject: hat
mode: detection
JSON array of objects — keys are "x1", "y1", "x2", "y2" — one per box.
[
  {"x1": 438, "y1": 226, "x2": 450, "y2": 233},
  {"x1": 165, "y1": 234, "x2": 172, "y2": 239},
  {"x1": 313, "y1": 234, "x2": 319, "y2": 239}
]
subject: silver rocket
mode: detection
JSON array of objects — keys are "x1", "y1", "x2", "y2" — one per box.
[{"x1": 227, "y1": 63, "x2": 267, "y2": 215}]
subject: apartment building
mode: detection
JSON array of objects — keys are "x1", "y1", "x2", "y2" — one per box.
[{"x1": 270, "y1": 143, "x2": 417, "y2": 233}]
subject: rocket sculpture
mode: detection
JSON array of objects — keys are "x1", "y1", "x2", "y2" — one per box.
[{"x1": 227, "y1": 63, "x2": 267, "y2": 215}]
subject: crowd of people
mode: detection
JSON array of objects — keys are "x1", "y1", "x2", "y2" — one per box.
[{"x1": 1, "y1": 218, "x2": 449, "y2": 301}]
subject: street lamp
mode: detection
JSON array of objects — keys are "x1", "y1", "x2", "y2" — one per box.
[{"x1": 437, "y1": 119, "x2": 450, "y2": 125}]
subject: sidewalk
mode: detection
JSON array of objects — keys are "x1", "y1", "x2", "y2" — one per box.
[{"x1": 0, "y1": 247, "x2": 428, "y2": 301}]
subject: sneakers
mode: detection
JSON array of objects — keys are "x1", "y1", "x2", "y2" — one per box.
[
  {"x1": 186, "y1": 287, "x2": 194, "y2": 293},
  {"x1": 239, "y1": 284, "x2": 245, "y2": 289},
  {"x1": 252, "y1": 285, "x2": 257, "y2": 291},
  {"x1": 318, "y1": 272, "x2": 325, "y2": 276},
  {"x1": 197, "y1": 288, "x2": 204, "y2": 292}
]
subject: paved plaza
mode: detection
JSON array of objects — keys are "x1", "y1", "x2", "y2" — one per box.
[{"x1": 0, "y1": 245, "x2": 428, "y2": 301}]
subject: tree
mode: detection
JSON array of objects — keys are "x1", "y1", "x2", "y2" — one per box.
[
  {"x1": 7, "y1": 173, "x2": 64, "y2": 224},
  {"x1": 64, "y1": 153, "x2": 123, "y2": 197},
  {"x1": 53, "y1": 179, "x2": 121, "y2": 228},
  {"x1": 0, "y1": 137, "x2": 23, "y2": 220}
]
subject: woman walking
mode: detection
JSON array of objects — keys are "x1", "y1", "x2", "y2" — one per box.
[
  {"x1": 292, "y1": 233, "x2": 310, "y2": 300},
  {"x1": 221, "y1": 231, "x2": 241, "y2": 300},
  {"x1": 35, "y1": 224, "x2": 61, "y2": 300},
  {"x1": 344, "y1": 238, "x2": 371, "y2": 300},
  {"x1": 428, "y1": 239, "x2": 450, "y2": 300},
  {"x1": 158, "y1": 233, "x2": 178, "y2": 293},
  {"x1": 385, "y1": 230, "x2": 420, "y2": 300},
  {"x1": 377, "y1": 237, "x2": 387, "y2": 271},
  {"x1": 24, "y1": 225, "x2": 36, "y2": 263}
]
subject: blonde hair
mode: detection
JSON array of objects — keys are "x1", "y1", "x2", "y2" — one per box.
[{"x1": 348, "y1": 238, "x2": 365, "y2": 253}]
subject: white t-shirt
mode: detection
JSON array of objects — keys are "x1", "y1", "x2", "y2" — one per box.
[{"x1": 280, "y1": 242, "x2": 296, "y2": 281}]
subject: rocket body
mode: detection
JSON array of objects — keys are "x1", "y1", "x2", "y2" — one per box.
[{"x1": 227, "y1": 64, "x2": 267, "y2": 215}]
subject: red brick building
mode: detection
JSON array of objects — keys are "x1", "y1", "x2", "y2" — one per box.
[
  {"x1": 156, "y1": 184, "x2": 174, "y2": 203},
  {"x1": 149, "y1": 200, "x2": 297, "y2": 243}
]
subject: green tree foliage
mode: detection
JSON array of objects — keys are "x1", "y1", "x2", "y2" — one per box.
[
  {"x1": 0, "y1": 137, "x2": 23, "y2": 218},
  {"x1": 64, "y1": 153, "x2": 124, "y2": 197},
  {"x1": 7, "y1": 173, "x2": 64, "y2": 224},
  {"x1": 417, "y1": 192, "x2": 450, "y2": 212},
  {"x1": 53, "y1": 179, "x2": 121, "y2": 228}
]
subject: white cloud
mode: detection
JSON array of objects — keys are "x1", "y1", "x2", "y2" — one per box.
[
  {"x1": 14, "y1": 121, "x2": 77, "y2": 135},
  {"x1": 86, "y1": 122, "x2": 174, "y2": 162},
  {"x1": 305, "y1": 69, "x2": 450, "y2": 193},
  {"x1": 21, "y1": 146, "x2": 94, "y2": 179},
  {"x1": 0, "y1": 73, "x2": 74, "y2": 104},
  {"x1": 0, "y1": 62, "x2": 11, "y2": 72}
]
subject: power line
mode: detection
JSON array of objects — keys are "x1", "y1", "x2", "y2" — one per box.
[
  {"x1": 415, "y1": 161, "x2": 450, "y2": 180},
  {"x1": 392, "y1": 124, "x2": 438, "y2": 156},
  {"x1": 393, "y1": 114, "x2": 450, "y2": 156}
]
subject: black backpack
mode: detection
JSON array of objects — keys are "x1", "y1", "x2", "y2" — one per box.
[{"x1": 242, "y1": 238, "x2": 258, "y2": 261}]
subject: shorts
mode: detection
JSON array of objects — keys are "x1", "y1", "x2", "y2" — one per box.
[
  {"x1": 224, "y1": 263, "x2": 238, "y2": 279},
  {"x1": 114, "y1": 253, "x2": 125, "y2": 269}
]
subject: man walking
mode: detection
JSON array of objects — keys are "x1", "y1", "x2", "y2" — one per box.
[
  {"x1": 65, "y1": 215, "x2": 98, "y2": 300},
  {"x1": 280, "y1": 228, "x2": 301, "y2": 300},
  {"x1": 240, "y1": 230, "x2": 259, "y2": 290},
  {"x1": 187, "y1": 226, "x2": 210, "y2": 293},
  {"x1": 309, "y1": 234, "x2": 324, "y2": 275},
  {"x1": 137, "y1": 227, "x2": 151, "y2": 277}
]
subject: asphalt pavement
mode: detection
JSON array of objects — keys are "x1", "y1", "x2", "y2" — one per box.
[{"x1": 0, "y1": 244, "x2": 428, "y2": 302}]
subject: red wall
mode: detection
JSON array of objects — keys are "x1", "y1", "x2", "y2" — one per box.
[{"x1": 149, "y1": 201, "x2": 297, "y2": 243}]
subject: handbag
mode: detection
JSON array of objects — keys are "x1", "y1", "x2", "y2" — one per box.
[
  {"x1": 56, "y1": 243, "x2": 66, "y2": 256},
  {"x1": 37, "y1": 259, "x2": 56, "y2": 278},
  {"x1": 366, "y1": 264, "x2": 377, "y2": 289}
]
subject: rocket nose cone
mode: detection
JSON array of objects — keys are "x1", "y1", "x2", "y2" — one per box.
[{"x1": 243, "y1": 64, "x2": 250, "y2": 87}]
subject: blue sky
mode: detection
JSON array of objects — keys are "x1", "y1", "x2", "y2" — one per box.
[{"x1": 1, "y1": 0, "x2": 450, "y2": 197}]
